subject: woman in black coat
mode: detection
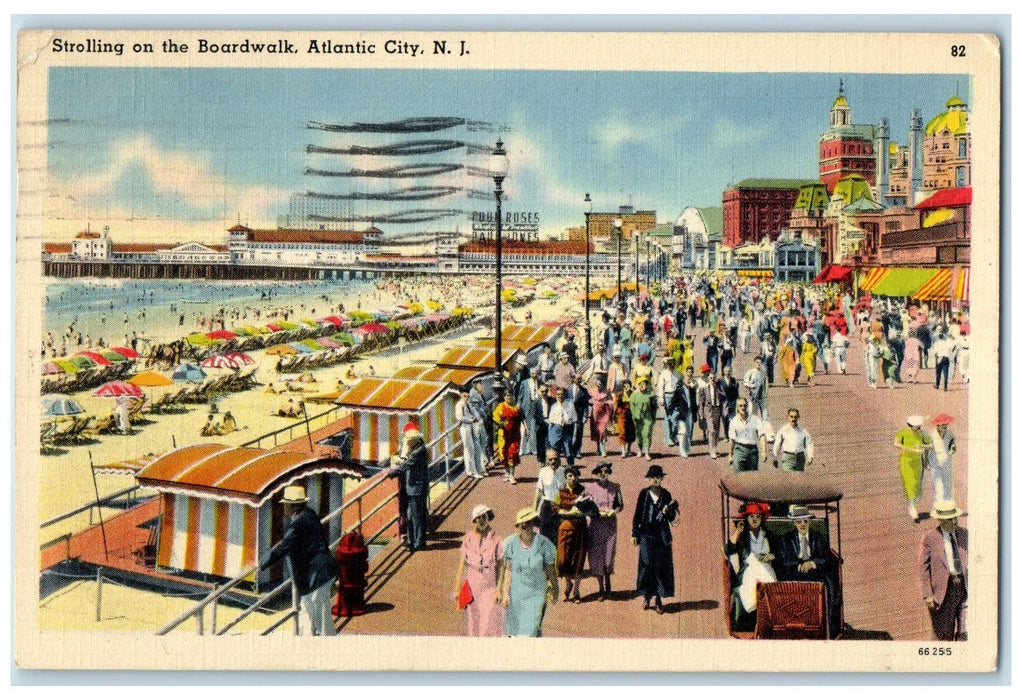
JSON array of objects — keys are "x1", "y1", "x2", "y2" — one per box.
[{"x1": 631, "y1": 464, "x2": 678, "y2": 614}]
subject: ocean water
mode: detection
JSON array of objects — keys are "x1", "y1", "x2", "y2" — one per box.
[{"x1": 41, "y1": 277, "x2": 376, "y2": 351}]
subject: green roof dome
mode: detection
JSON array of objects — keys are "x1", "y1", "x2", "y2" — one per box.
[
  {"x1": 946, "y1": 95, "x2": 966, "y2": 108},
  {"x1": 926, "y1": 95, "x2": 969, "y2": 136}
]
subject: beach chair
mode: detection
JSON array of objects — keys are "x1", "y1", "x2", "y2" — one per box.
[
  {"x1": 85, "y1": 413, "x2": 118, "y2": 436},
  {"x1": 128, "y1": 396, "x2": 148, "y2": 421},
  {"x1": 146, "y1": 391, "x2": 173, "y2": 413},
  {"x1": 40, "y1": 421, "x2": 58, "y2": 449}
]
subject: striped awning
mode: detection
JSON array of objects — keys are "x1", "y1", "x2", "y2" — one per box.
[
  {"x1": 334, "y1": 377, "x2": 456, "y2": 413},
  {"x1": 736, "y1": 269, "x2": 774, "y2": 278},
  {"x1": 871, "y1": 268, "x2": 942, "y2": 298},
  {"x1": 914, "y1": 268, "x2": 970, "y2": 302},
  {"x1": 858, "y1": 268, "x2": 890, "y2": 292}
]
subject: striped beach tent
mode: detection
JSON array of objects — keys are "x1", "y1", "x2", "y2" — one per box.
[
  {"x1": 134, "y1": 444, "x2": 365, "y2": 591},
  {"x1": 333, "y1": 378, "x2": 459, "y2": 467}
]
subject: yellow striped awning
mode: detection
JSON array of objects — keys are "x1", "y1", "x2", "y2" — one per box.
[
  {"x1": 859, "y1": 268, "x2": 890, "y2": 291},
  {"x1": 914, "y1": 268, "x2": 970, "y2": 302}
]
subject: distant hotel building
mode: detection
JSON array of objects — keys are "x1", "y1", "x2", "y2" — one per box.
[{"x1": 722, "y1": 178, "x2": 819, "y2": 248}]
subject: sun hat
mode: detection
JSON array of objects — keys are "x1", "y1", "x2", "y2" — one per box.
[
  {"x1": 931, "y1": 413, "x2": 955, "y2": 426},
  {"x1": 788, "y1": 505, "x2": 814, "y2": 520},
  {"x1": 403, "y1": 422, "x2": 422, "y2": 439},
  {"x1": 932, "y1": 500, "x2": 963, "y2": 520},
  {"x1": 644, "y1": 464, "x2": 665, "y2": 479},
  {"x1": 514, "y1": 507, "x2": 539, "y2": 526},
  {"x1": 280, "y1": 484, "x2": 308, "y2": 505},
  {"x1": 470, "y1": 504, "x2": 494, "y2": 523},
  {"x1": 907, "y1": 415, "x2": 924, "y2": 428},
  {"x1": 739, "y1": 501, "x2": 770, "y2": 519},
  {"x1": 700, "y1": 363, "x2": 711, "y2": 374},
  {"x1": 592, "y1": 462, "x2": 613, "y2": 475}
]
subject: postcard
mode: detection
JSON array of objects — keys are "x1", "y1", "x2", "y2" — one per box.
[{"x1": 15, "y1": 28, "x2": 1000, "y2": 672}]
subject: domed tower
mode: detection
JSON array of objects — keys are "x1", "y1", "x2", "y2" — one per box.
[
  {"x1": 922, "y1": 95, "x2": 971, "y2": 193},
  {"x1": 819, "y1": 80, "x2": 877, "y2": 193}
]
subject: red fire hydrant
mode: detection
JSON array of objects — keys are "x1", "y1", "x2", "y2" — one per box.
[{"x1": 333, "y1": 530, "x2": 369, "y2": 617}]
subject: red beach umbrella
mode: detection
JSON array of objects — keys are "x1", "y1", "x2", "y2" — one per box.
[
  {"x1": 201, "y1": 355, "x2": 241, "y2": 370},
  {"x1": 206, "y1": 329, "x2": 238, "y2": 340},
  {"x1": 110, "y1": 346, "x2": 141, "y2": 359},
  {"x1": 75, "y1": 350, "x2": 113, "y2": 366},
  {"x1": 224, "y1": 352, "x2": 255, "y2": 366},
  {"x1": 93, "y1": 380, "x2": 144, "y2": 398}
]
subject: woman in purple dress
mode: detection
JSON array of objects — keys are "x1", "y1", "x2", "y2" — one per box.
[
  {"x1": 453, "y1": 504, "x2": 505, "y2": 636},
  {"x1": 587, "y1": 462, "x2": 624, "y2": 601},
  {"x1": 589, "y1": 379, "x2": 615, "y2": 457}
]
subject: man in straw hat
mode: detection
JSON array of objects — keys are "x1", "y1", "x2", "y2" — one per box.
[
  {"x1": 259, "y1": 484, "x2": 338, "y2": 636},
  {"x1": 498, "y1": 507, "x2": 558, "y2": 637},
  {"x1": 894, "y1": 414, "x2": 934, "y2": 522},
  {"x1": 918, "y1": 499, "x2": 967, "y2": 641},
  {"x1": 777, "y1": 505, "x2": 840, "y2": 638},
  {"x1": 390, "y1": 422, "x2": 430, "y2": 552}
]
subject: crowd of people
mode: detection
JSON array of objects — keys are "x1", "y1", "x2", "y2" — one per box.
[{"x1": 381, "y1": 275, "x2": 969, "y2": 639}]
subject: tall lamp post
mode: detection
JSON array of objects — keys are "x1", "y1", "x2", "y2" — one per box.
[
  {"x1": 634, "y1": 231, "x2": 640, "y2": 300},
  {"x1": 614, "y1": 218, "x2": 623, "y2": 310},
  {"x1": 491, "y1": 139, "x2": 509, "y2": 392},
  {"x1": 646, "y1": 239, "x2": 651, "y2": 292},
  {"x1": 583, "y1": 193, "x2": 593, "y2": 359}
]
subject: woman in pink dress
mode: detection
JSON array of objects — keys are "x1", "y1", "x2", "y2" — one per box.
[
  {"x1": 589, "y1": 379, "x2": 615, "y2": 457},
  {"x1": 453, "y1": 504, "x2": 505, "y2": 636},
  {"x1": 587, "y1": 462, "x2": 624, "y2": 601},
  {"x1": 902, "y1": 332, "x2": 921, "y2": 383}
]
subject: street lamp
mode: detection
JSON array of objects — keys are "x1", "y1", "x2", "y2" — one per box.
[
  {"x1": 646, "y1": 239, "x2": 651, "y2": 292},
  {"x1": 634, "y1": 231, "x2": 640, "y2": 300},
  {"x1": 491, "y1": 139, "x2": 509, "y2": 392},
  {"x1": 614, "y1": 218, "x2": 623, "y2": 310},
  {"x1": 583, "y1": 193, "x2": 593, "y2": 360}
]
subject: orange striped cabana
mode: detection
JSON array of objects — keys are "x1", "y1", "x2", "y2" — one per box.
[
  {"x1": 435, "y1": 345, "x2": 521, "y2": 373},
  {"x1": 134, "y1": 444, "x2": 365, "y2": 590},
  {"x1": 393, "y1": 365, "x2": 487, "y2": 386},
  {"x1": 333, "y1": 378, "x2": 460, "y2": 467}
]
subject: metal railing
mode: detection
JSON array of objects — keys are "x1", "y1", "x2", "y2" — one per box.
[
  {"x1": 240, "y1": 405, "x2": 345, "y2": 450},
  {"x1": 157, "y1": 422, "x2": 466, "y2": 636},
  {"x1": 40, "y1": 485, "x2": 147, "y2": 531}
]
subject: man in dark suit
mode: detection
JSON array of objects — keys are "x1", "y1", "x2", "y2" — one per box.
[
  {"x1": 919, "y1": 499, "x2": 968, "y2": 641},
  {"x1": 390, "y1": 423, "x2": 430, "y2": 552},
  {"x1": 260, "y1": 485, "x2": 338, "y2": 636},
  {"x1": 777, "y1": 505, "x2": 841, "y2": 638}
]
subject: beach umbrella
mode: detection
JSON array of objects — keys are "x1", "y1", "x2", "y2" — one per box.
[
  {"x1": 318, "y1": 315, "x2": 345, "y2": 327},
  {"x1": 53, "y1": 358, "x2": 81, "y2": 374},
  {"x1": 275, "y1": 320, "x2": 299, "y2": 331},
  {"x1": 287, "y1": 342, "x2": 313, "y2": 354},
  {"x1": 186, "y1": 332, "x2": 221, "y2": 346},
  {"x1": 93, "y1": 380, "x2": 143, "y2": 398},
  {"x1": 110, "y1": 346, "x2": 141, "y2": 360},
  {"x1": 75, "y1": 351, "x2": 112, "y2": 366},
  {"x1": 201, "y1": 355, "x2": 242, "y2": 370},
  {"x1": 300, "y1": 339, "x2": 326, "y2": 351},
  {"x1": 359, "y1": 322, "x2": 390, "y2": 334},
  {"x1": 42, "y1": 361, "x2": 64, "y2": 375},
  {"x1": 42, "y1": 394, "x2": 85, "y2": 417},
  {"x1": 230, "y1": 326, "x2": 252, "y2": 337},
  {"x1": 172, "y1": 362, "x2": 207, "y2": 382},
  {"x1": 128, "y1": 370, "x2": 174, "y2": 387},
  {"x1": 206, "y1": 329, "x2": 237, "y2": 340},
  {"x1": 224, "y1": 352, "x2": 255, "y2": 365},
  {"x1": 331, "y1": 332, "x2": 359, "y2": 346},
  {"x1": 68, "y1": 355, "x2": 97, "y2": 369},
  {"x1": 265, "y1": 344, "x2": 299, "y2": 356},
  {"x1": 264, "y1": 322, "x2": 284, "y2": 332},
  {"x1": 316, "y1": 336, "x2": 343, "y2": 349},
  {"x1": 101, "y1": 350, "x2": 130, "y2": 363},
  {"x1": 243, "y1": 325, "x2": 267, "y2": 335}
]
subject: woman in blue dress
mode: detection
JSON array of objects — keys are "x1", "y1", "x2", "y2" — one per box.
[{"x1": 499, "y1": 507, "x2": 559, "y2": 636}]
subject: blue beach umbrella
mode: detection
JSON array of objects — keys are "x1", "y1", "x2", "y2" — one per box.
[
  {"x1": 172, "y1": 362, "x2": 208, "y2": 383},
  {"x1": 42, "y1": 393, "x2": 85, "y2": 417}
]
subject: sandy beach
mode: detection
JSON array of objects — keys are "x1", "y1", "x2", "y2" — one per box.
[{"x1": 37, "y1": 273, "x2": 591, "y2": 552}]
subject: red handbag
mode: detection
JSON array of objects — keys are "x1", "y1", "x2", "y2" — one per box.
[{"x1": 457, "y1": 580, "x2": 474, "y2": 609}]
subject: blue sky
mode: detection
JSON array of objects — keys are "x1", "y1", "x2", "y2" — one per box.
[{"x1": 41, "y1": 67, "x2": 967, "y2": 244}]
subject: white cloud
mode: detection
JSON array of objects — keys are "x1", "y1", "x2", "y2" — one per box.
[{"x1": 47, "y1": 135, "x2": 290, "y2": 228}]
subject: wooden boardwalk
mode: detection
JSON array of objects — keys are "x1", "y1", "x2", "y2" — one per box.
[
  {"x1": 39, "y1": 320, "x2": 969, "y2": 641},
  {"x1": 336, "y1": 326, "x2": 969, "y2": 640}
]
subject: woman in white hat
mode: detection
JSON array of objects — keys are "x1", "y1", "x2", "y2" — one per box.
[
  {"x1": 498, "y1": 507, "x2": 558, "y2": 637},
  {"x1": 894, "y1": 414, "x2": 934, "y2": 521},
  {"x1": 452, "y1": 505, "x2": 505, "y2": 637}
]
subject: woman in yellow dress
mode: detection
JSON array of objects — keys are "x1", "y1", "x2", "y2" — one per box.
[{"x1": 799, "y1": 333, "x2": 818, "y2": 387}]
